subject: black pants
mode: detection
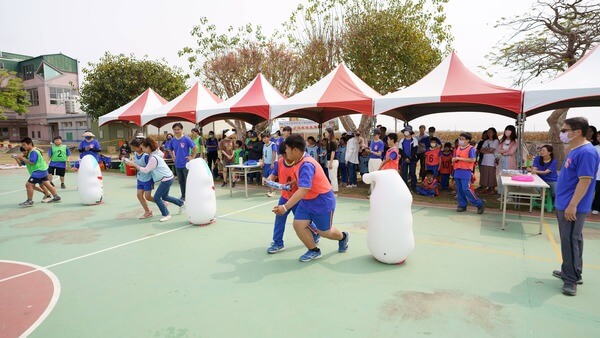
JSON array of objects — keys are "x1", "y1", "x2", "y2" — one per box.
[
  {"x1": 555, "y1": 209, "x2": 585, "y2": 286},
  {"x1": 206, "y1": 151, "x2": 218, "y2": 177},
  {"x1": 592, "y1": 180, "x2": 600, "y2": 211}
]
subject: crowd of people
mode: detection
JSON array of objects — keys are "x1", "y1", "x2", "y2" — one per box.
[{"x1": 11, "y1": 116, "x2": 600, "y2": 295}]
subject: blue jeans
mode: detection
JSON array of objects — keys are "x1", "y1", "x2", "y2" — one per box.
[
  {"x1": 339, "y1": 162, "x2": 348, "y2": 184},
  {"x1": 401, "y1": 161, "x2": 417, "y2": 190},
  {"x1": 175, "y1": 167, "x2": 188, "y2": 199},
  {"x1": 348, "y1": 162, "x2": 358, "y2": 185},
  {"x1": 455, "y1": 177, "x2": 482, "y2": 208},
  {"x1": 154, "y1": 178, "x2": 184, "y2": 216},
  {"x1": 321, "y1": 164, "x2": 330, "y2": 182}
]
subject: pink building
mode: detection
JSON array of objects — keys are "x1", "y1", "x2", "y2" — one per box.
[{"x1": 1, "y1": 51, "x2": 87, "y2": 143}]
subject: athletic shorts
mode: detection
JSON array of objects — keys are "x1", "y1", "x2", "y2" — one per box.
[
  {"x1": 28, "y1": 176, "x2": 49, "y2": 184},
  {"x1": 48, "y1": 166, "x2": 66, "y2": 177},
  {"x1": 294, "y1": 205, "x2": 334, "y2": 231},
  {"x1": 263, "y1": 166, "x2": 272, "y2": 178},
  {"x1": 137, "y1": 180, "x2": 154, "y2": 191}
]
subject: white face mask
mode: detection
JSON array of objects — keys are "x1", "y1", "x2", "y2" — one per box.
[
  {"x1": 430, "y1": 143, "x2": 437, "y2": 148},
  {"x1": 559, "y1": 131, "x2": 574, "y2": 144},
  {"x1": 458, "y1": 140, "x2": 466, "y2": 147},
  {"x1": 404, "y1": 132, "x2": 411, "y2": 137}
]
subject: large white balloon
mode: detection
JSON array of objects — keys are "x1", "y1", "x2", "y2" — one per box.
[
  {"x1": 78, "y1": 155, "x2": 103, "y2": 205},
  {"x1": 185, "y1": 158, "x2": 217, "y2": 225},
  {"x1": 362, "y1": 169, "x2": 414, "y2": 264}
]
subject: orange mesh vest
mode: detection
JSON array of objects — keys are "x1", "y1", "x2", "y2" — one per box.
[
  {"x1": 425, "y1": 148, "x2": 440, "y2": 166},
  {"x1": 277, "y1": 157, "x2": 297, "y2": 199},
  {"x1": 381, "y1": 147, "x2": 399, "y2": 170},
  {"x1": 453, "y1": 145, "x2": 475, "y2": 171},
  {"x1": 295, "y1": 155, "x2": 332, "y2": 200},
  {"x1": 439, "y1": 153, "x2": 453, "y2": 174}
]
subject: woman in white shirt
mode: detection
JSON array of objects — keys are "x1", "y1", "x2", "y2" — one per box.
[
  {"x1": 127, "y1": 137, "x2": 184, "y2": 222},
  {"x1": 479, "y1": 128, "x2": 500, "y2": 194}
]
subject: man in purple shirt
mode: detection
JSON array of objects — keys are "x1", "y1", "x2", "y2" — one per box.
[{"x1": 166, "y1": 123, "x2": 197, "y2": 201}]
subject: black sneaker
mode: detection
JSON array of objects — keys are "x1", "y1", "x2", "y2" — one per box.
[
  {"x1": 221, "y1": 182, "x2": 227, "y2": 187},
  {"x1": 562, "y1": 284, "x2": 577, "y2": 296},
  {"x1": 61, "y1": 183, "x2": 66, "y2": 189},
  {"x1": 552, "y1": 270, "x2": 583, "y2": 284},
  {"x1": 477, "y1": 200, "x2": 485, "y2": 214},
  {"x1": 47, "y1": 196, "x2": 61, "y2": 203},
  {"x1": 232, "y1": 181, "x2": 236, "y2": 188},
  {"x1": 456, "y1": 207, "x2": 467, "y2": 212}
]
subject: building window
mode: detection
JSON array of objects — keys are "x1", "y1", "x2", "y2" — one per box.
[
  {"x1": 32, "y1": 131, "x2": 35, "y2": 138},
  {"x1": 0, "y1": 127, "x2": 8, "y2": 140},
  {"x1": 37, "y1": 131, "x2": 41, "y2": 138},
  {"x1": 50, "y1": 87, "x2": 76, "y2": 105},
  {"x1": 23, "y1": 64, "x2": 34, "y2": 80},
  {"x1": 26, "y1": 88, "x2": 39, "y2": 106}
]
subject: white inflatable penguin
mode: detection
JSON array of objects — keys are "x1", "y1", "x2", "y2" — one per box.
[
  {"x1": 78, "y1": 154, "x2": 103, "y2": 205},
  {"x1": 185, "y1": 158, "x2": 217, "y2": 225},
  {"x1": 362, "y1": 169, "x2": 414, "y2": 264}
]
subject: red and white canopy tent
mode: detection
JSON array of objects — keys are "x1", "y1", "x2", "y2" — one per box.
[
  {"x1": 98, "y1": 88, "x2": 168, "y2": 127},
  {"x1": 141, "y1": 82, "x2": 222, "y2": 127},
  {"x1": 373, "y1": 51, "x2": 522, "y2": 121},
  {"x1": 524, "y1": 45, "x2": 600, "y2": 115},
  {"x1": 270, "y1": 63, "x2": 381, "y2": 124},
  {"x1": 196, "y1": 74, "x2": 285, "y2": 126}
]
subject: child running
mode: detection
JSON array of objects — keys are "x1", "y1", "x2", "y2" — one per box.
[
  {"x1": 272, "y1": 134, "x2": 349, "y2": 262},
  {"x1": 126, "y1": 137, "x2": 184, "y2": 222},
  {"x1": 16, "y1": 138, "x2": 61, "y2": 207},
  {"x1": 130, "y1": 139, "x2": 155, "y2": 219},
  {"x1": 14, "y1": 146, "x2": 52, "y2": 201},
  {"x1": 47, "y1": 136, "x2": 71, "y2": 189},
  {"x1": 265, "y1": 145, "x2": 320, "y2": 254}
]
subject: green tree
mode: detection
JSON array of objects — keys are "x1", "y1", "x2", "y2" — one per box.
[
  {"x1": 179, "y1": 18, "x2": 303, "y2": 134},
  {"x1": 286, "y1": 0, "x2": 452, "y2": 133},
  {"x1": 487, "y1": 0, "x2": 600, "y2": 164},
  {"x1": 0, "y1": 69, "x2": 29, "y2": 120},
  {"x1": 79, "y1": 52, "x2": 187, "y2": 122}
]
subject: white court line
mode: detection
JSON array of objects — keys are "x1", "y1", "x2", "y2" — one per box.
[
  {"x1": 0, "y1": 260, "x2": 61, "y2": 338},
  {"x1": 0, "y1": 200, "x2": 275, "y2": 284},
  {"x1": 0, "y1": 177, "x2": 61, "y2": 196}
]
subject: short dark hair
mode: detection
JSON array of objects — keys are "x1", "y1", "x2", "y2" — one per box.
[
  {"x1": 191, "y1": 128, "x2": 200, "y2": 134},
  {"x1": 53, "y1": 135, "x2": 62, "y2": 141},
  {"x1": 564, "y1": 117, "x2": 589, "y2": 136},
  {"x1": 307, "y1": 136, "x2": 316, "y2": 142},
  {"x1": 425, "y1": 170, "x2": 434, "y2": 176},
  {"x1": 459, "y1": 132, "x2": 472, "y2": 141},
  {"x1": 284, "y1": 134, "x2": 306, "y2": 152},
  {"x1": 387, "y1": 132, "x2": 398, "y2": 143},
  {"x1": 235, "y1": 140, "x2": 243, "y2": 147},
  {"x1": 140, "y1": 136, "x2": 158, "y2": 151},
  {"x1": 444, "y1": 142, "x2": 453, "y2": 148},
  {"x1": 21, "y1": 137, "x2": 33, "y2": 145},
  {"x1": 541, "y1": 144, "x2": 554, "y2": 162},
  {"x1": 380, "y1": 126, "x2": 387, "y2": 131},
  {"x1": 282, "y1": 126, "x2": 292, "y2": 133},
  {"x1": 428, "y1": 126, "x2": 436, "y2": 132},
  {"x1": 278, "y1": 143, "x2": 287, "y2": 155},
  {"x1": 172, "y1": 123, "x2": 184, "y2": 130},
  {"x1": 260, "y1": 132, "x2": 269, "y2": 139}
]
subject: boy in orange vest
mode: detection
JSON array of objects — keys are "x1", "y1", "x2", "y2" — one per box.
[
  {"x1": 273, "y1": 134, "x2": 349, "y2": 262},
  {"x1": 416, "y1": 170, "x2": 439, "y2": 197},
  {"x1": 439, "y1": 142, "x2": 453, "y2": 190},
  {"x1": 452, "y1": 133, "x2": 485, "y2": 214}
]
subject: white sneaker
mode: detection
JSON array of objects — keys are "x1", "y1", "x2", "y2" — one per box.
[
  {"x1": 41, "y1": 195, "x2": 52, "y2": 203},
  {"x1": 266, "y1": 192, "x2": 274, "y2": 197},
  {"x1": 178, "y1": 203, "x2": 186, "y2": 214},
  {"x1": 159, "y1": 215, "x2": 172, "y2": 222},
  {"x1": 593, "y1": 210, "x2": 599, "y2": 215}
]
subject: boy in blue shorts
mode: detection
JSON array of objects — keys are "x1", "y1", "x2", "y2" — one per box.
[
  {"x1": 261, "y1": 132, "x2": 278, "y2": 197},
  {"x1": 265, "y1": 145, "x2": 320, "y2": 253},
  {"x1": 130, "y1": 139, "x2": 155, "y2": 219},
  {"x1": 273, "y1": 134, "x2": 349, "y2": 262},
  {"x1": 47, "y1": 136, "x2": 71, "y2": 189},
  {"x1": 16, "y1": 138, "x2": 61, "y2": 207}
]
